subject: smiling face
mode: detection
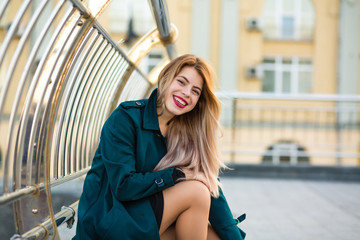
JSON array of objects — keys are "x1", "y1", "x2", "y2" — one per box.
[{"x1": 162, "y1": 66, "x2": 204, "y2": 120}]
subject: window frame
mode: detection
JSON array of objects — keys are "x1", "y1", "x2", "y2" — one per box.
[
  {"x1": 262, "y1": 141, "x2": 310, "y2": 165},
  {"x1": 262, "y1": 0, "x2": 315, "y2": 41},
  {"x1": 262, "y1": 56, "x2": 313, "y2": 94}
]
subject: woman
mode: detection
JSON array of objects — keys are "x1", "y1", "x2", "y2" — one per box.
[{"x1": 74, "y1": 54, "x2": 246, "y2": 240}]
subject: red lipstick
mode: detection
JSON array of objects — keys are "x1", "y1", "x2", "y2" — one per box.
[{"x1": 173, "y1": 95, "x2": 188, "y2": 108}]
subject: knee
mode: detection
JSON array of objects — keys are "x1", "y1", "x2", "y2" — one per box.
[{"x1": 184, "y1": 181, "x2": 211, "y2": 209}]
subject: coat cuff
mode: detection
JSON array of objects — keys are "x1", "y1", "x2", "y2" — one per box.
[{"x1": 153, "y1": 167, "x2": 176, "y2": 191}]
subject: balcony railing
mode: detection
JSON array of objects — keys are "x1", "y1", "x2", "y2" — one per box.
[{"x1": 217, "y1": 92, "x2": 360, "y2": 166}]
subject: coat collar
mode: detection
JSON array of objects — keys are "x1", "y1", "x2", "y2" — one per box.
[{"x1": 143, "y1": 88, "x2": 160, "y2": 131}]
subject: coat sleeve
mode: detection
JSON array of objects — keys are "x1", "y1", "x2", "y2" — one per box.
[
  {"x1": 98, "y1": 107, "x2": 175, "y2": 202},
  {"x1": 209, "y1": 186, "x2": 246, "y2": 240}
]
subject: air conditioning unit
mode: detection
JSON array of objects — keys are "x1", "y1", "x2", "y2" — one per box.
[
  {"x1": 246, "y1": 65, "x2": 263, "y2": 79},
  {"x1": 246, "y1": 17, "x2": 262, "y2": 31}
]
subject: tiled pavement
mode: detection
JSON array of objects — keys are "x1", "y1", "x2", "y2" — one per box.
[
  {"x1": 3, "y1": 177, "x2": 360, "y2": 239},
  {"x1": 220, "y1": 177, "x2": 360, "y2": 240}
]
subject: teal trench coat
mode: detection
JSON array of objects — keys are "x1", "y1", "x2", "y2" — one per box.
[{"x1": 74, "y1": 89, "x2": 246, "y2": 240}]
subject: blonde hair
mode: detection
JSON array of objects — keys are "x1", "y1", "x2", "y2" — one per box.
[{"x1": 154, "y1": 54, "x2": 225, "y2": 197}]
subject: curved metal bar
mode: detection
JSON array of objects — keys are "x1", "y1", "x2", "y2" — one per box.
[
  {"x1": 74, "y1": 45, "x2": 116, "y2": 146},
  {"x1": 78, "y1": 49, "x2": 112, "y2": 166},
  {"x1": 107, "y1": 27, "x2": 171, "y2": 114},
  {"x1": 35, "y1": 29, "x2": 102, "y2": 239},
  {"x1": 118, "y1": 72, "x2": 150, "y2": 103},
  {"x1": 0, "y1": 0, "x2": 50, "y2": 189},
  {"x1": 71, "y1": 47, "x2": 115, "y2": 172},
  {"x1": 60, "y1": 36, "x2": 106, "y2": 176},
  {"x1": 64, "y1": 41, "x2": 110, "y2": 174},
  {"x1": 87, "y1": 56, "x2": 127, "y2": 160},
  {"x1": 127, "y1": 27, "x2": 163, "y2": 66},
  {"x1": 76, "y1": 51, "x2": 120, "y2": 170},
  {"x1": 95, "y1": 57, "x2": 129, "y2": 135},
  {"x1": 61, "y1": 37, "x2": 107, "y2": 175},
  {"x1": 92, "y1": 21, "x2": 138, "y2": 65},
  {"x1": 13, "y1": 6, "x2": 75, "y2": 189},
  {"x1": 148, "y1": 0, "x2": 177, "y2": 59},
  {"x1": 0, "y1": 0, "x2": 10, "y2": 20},
  {"x1": 21, "y1": 12, "x2": 80, "y2": 188},
  {"x1": 83, "y1": 57, "x2": 128, "y2": 166},
  {"x1": 54, "y1": 29, "x2": 100, "y2": 178},
  {"x1": 146, "y1": 58, "x2": 169, "y2": 94},
  {"x1": 64, "y1": 39, "x2": 107, "y2": 172},
  {"x1": 49, "y1": 27, "x2": 96, "y2": 178},
  {"x1": 2, "y1": 0, "x2": 68, "y2": 193},
  {"x1": 1, "y1": 0, "x2": 50, "y2": 109},
  {"x1": 34, "y1": 13, "x2": 90, "y2": 184},
  {"x1": 100, "y1": 58, "x2": 127, "y2": 118},
  {"x1": 0, "y1": 0, "x2": 31, "y2": 75},
  {"x1": 84, "y1": 55, "x2": 128, "y2": 166}
]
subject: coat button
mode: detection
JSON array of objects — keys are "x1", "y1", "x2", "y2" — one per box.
[
  {"x1": 135, "y1": 101, "x2": 142, "y2": 106},
  {"x1": 155, "y1": 178, "x2": 165, "y2": 187}
]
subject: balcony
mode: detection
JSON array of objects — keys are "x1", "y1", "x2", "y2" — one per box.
[{"x1": 217, "y1": 92, "x2": 360, "y2": 166}]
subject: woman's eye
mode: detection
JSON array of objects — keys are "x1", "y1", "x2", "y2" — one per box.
[
  {"x1": 177, "y1": 79, "x2": 184, "y2": 85},
  {"x1": 193, "y1": 90, "x2": 200, "y2": 96}
]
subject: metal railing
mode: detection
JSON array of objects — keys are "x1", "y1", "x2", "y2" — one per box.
[
  {"x1": 217, "y1": 92, "x2": 360, "y2": 166},
  {"x1": 0, "y1": 0, "x2": 176, "y2": 239}
]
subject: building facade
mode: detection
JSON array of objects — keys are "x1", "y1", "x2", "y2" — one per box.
[{"x1": 167, "y1": 0, "x2": 360, "y2": 166}]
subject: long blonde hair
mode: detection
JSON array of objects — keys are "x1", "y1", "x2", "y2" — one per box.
[{"x1": 153, "y1": 54, "x2": 225, "y2": 197}]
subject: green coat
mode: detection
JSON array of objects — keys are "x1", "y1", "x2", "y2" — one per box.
[{"x1": 74, "y1": 89, "x2": 246, "y2": 240}]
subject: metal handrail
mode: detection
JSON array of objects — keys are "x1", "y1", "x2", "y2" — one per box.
[
  {"x1": 216, "y1": 92, "x2": 360, "y2": 164},
  {"x1": 216, "y1": 91, "x2": 360, "y2": 101},
  {"x1": 0, "y1": 167, "x2": 89, "y2": 206},
  {"x1": 12, "y1": 201, "x2": 79, "y2": 240}
]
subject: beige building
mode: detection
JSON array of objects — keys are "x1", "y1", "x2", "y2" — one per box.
[
  {"x1": 166, "y1": 0, "x2": 360, "y2": 166},
  {"x1": 168, "y1": 0, "x2": 359, "y2": 94}
]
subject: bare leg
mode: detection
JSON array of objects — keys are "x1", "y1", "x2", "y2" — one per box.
[
  {"x1": 159, "y1": 181, "x2": 211, "y2": 240},
  {"x1": 161, "y1": 223, "x2": 221, "y2": 240},
  {"x1": 207, "y1": 224, "x2": 221, "y2": 240},
  {"x1": 160, "y1": 224, "x2": 176, "y2": 240}
]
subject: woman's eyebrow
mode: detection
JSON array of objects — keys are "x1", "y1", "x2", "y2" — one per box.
[{"x1": 178, "y1": 76, "x2": 202, "y2": 91}]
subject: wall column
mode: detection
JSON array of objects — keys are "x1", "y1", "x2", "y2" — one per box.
[
  {"x1": 191, "y1": 0, "x2": 211, "y2": 60},
  {"x1": 219, "y1": 0, "x2": 240, "y2": 126}
]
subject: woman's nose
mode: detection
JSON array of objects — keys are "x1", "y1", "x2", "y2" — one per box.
[{"x1": 182, "y1": 86, "x2": 191, "y2": 96}]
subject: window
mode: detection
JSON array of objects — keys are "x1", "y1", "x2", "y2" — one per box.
[
  {"x1": 262, "y1": 141, "x2": 310, "y2": 164},
  {"x1": 262, "y1": 56, "x2": 313, "y2": 94},
  {"x1": 139, "y1": 51, "x2": 163, "y2": 74},
  {"x1": 108, "y1": 0, "x2": 154, "y2": 35},
  {"x1": 262, "y1": 0, "x2": 315, "y2": 40},
  {"x1": 281, "y1": 16, "x2": 295, "y2": 38}
]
